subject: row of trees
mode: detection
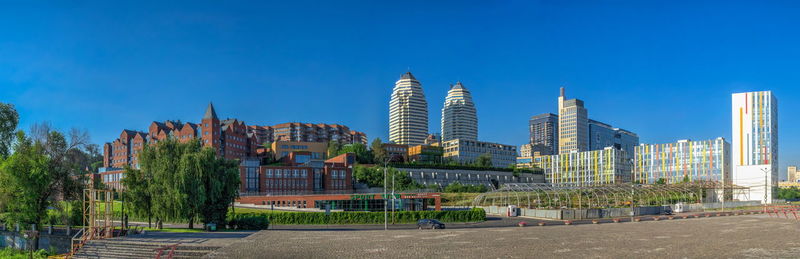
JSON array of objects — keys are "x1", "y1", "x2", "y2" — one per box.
[
  {"x1": 0, "y1": 103, "x2": 102, "y2": 249},
  {"x1": 122, "y1": 138, "x2": 240, "y2": 229}
]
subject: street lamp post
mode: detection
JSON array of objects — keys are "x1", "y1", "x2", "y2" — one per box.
[
  {"x1": 383, "y1": 154, "x2": 398, "y2": 230},
  {"x1": 761, "y1": 167, "x2": 770, "y2": 211}
]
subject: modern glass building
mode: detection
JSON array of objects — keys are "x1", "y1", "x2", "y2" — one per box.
[
  {"x1": 588, "y1": 119, "x2": 639, "y2": 157},
  {"x1": 732, "y1": 91, "x2": 778, "y2": 203},
  {"x1": 441, "y1": 82, "x2": 478, "y2": 141},
  {"x1": 534, "y1": 147, "x2": 632, "y2": 186},
  {"x1": 529, "y1": 113, "x2": 559, "y2": 155},
  {"x1": 633, "y1": 138, "x2": 730, "y2": 184},
  {"x1": 389, "y1": 72, "x2": 429, "y2": 145}
]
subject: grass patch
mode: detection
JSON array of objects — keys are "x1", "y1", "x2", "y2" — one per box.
[
  {"x1": 0, "y1": 247, "x2": 54, "y2": 259},
  {"x1": 441, "y1": 193, "x2": 481, "y2": 206}
]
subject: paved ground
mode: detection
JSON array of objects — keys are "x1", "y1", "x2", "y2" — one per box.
[
  {"x1": 122, "y1": 231, "x2": 255, "y2": 247},
  {"x1": 206, "y1": 214, "x2": 800, "y2": 258}
]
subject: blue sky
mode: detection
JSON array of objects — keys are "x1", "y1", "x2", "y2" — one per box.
[{"x1": 1, "y1": 1, "x2": 798, "y2": 178}]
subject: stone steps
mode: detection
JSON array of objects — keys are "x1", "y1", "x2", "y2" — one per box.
[{"x1": 72, "y1": 239, "x2": 220, "y2": 259}]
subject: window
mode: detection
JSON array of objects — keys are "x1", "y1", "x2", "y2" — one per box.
[{"x1": 266, "y1": 169, "x2": 273, "y2": 177}]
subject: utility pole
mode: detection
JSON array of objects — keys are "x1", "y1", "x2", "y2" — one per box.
[
  {"x1": 383, "y1": 164, "x2": 388, "y2": 231},
  {"x1": 630, "y1": 184, "x2": 635, "y2": 222}
]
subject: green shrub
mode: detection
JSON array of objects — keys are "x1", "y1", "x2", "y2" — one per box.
[
  {"x1": 229, "y1": 214, "x2": 270, "y2": 230},
  {"x1": 232, "y1": 208, "x2": 486, "y2": 225}
]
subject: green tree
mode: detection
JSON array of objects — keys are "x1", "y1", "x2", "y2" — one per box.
[
  {"x1": 122, "y1": 139, "x2": 239, "y2": 229},
  {"x1": 474, "y1": 153, "x2": 493, "y2": 168},
  {"x1": 198, "y1": 149, "x2": 240, "y2": 227},
  {"x1": 122, "y1": 166, "x2": 154, "y2": 227},
  {"x1": 0, "y1": 131, "x2": 52, "y2": 250},
  {"x1": 0, "y1": 103, "x2": 19, "y2": 159},
  {"x1": 655, "y1": 178, "x2": 667, "y2": 185},
  {"x1": 352, "y1": 165, "x2": 421, "y2": 191},
  {"x1": 339, "y1": 143, "x2": 372, "y2": 164},
  {"x1": 178, "y1": 151, "x2": 206, "y2": 229},
  {"x1": 370, "y1": 138, "x2": 386, "y2": 164},
  {"x1": 326, "y1": 140, "x2": 341, "y2": 159}
]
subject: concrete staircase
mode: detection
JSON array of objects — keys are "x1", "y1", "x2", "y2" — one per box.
[{"x1": 72, "y1": 239, "x2": 221, "y2": 259}]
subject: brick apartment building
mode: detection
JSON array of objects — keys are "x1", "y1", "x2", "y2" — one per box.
[
  {"x1": 248, "y1": 122, "x2": 367, "y2": 146},
  {"x1": 98, "y1": 103, "x2": 364, "y2": 192}
]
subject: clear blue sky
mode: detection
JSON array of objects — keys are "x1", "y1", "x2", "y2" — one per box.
[{"x1": 1, "y1": 1, "x2": 798, "y2": 178}]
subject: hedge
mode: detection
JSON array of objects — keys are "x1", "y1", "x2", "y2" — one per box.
[
  {"x1": 233, "y1": 208, "x2": 486, "y2": 225},
  {"x1": 229, "y1": 214, "x2": 270, "y2": 230}
]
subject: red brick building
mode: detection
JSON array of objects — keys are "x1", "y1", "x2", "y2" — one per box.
[
  {"x1": 240, "y1": 153, "x2": 356, "y2": 194},
  {"x1": 98, "y1": 103, "x2": 364, "y2": 191}
]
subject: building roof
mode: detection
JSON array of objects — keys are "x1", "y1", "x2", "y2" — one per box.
[
  {"x1": 400, "y1": 71, "x2": 416, "y2": 80},
  {"x1": 451, "y1": 81, "x2": 465, "y2": 90},
  {"x1": 203, "y1": 102, "x2": 218, "y2": 120}
]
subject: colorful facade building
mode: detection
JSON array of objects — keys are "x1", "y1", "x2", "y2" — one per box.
[
  {"x1": 633, "y1": 138, "x2": 731, "y2": 184},
  {"x1": 533, "y1": 147, "x2": 632, "y2": 186},
  {"x1": 732, "y1": 91, "x2": 778, "y2": 203}
]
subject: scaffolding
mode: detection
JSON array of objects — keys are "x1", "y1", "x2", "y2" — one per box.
[
  {"x1": 82, "y1": 188, "x2": 116, "y2": 239},
  {"x1": 70, "y1": 188, "x2": 118, "y2": 257},
  {"x1": 472, "y1": 181, "x2": 751, "y2": 209}
]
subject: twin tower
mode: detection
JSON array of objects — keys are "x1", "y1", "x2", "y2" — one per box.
[{"x1": 389, "y1": 72, "x2": 477, "y2": 145}]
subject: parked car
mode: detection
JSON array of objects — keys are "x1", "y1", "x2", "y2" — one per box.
[{"x1": 417, "y1": 219, "x2": 445, "y2": 229}]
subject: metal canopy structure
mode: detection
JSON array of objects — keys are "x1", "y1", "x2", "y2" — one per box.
[{"x1": 472, "y1": 181, "x2": 750, "y2": 209}]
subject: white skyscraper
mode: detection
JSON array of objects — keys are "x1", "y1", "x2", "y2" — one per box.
[
  {"x1": 389, "y1": 72, "x2": 429, "y2": 145},
  {"x1": 441, "y1": 82, "x2": 478, "y2": 141},
  {"x1": 732, "y1": 91, "x2": 778, "y2": 204}
]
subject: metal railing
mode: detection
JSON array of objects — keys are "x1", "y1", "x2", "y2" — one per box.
[
  {"x1": 765, "y1": 205, "x2": 800, "y2": 220},
  {"x1": 154, "y1": 243, "x2": 181, "y2": 259},
  {"x1": 68, "y1": 228, "x2": 86, "y2": 258}
]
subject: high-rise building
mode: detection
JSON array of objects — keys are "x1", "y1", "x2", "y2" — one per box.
[
  {"x1": 588, "y1": 119, "x2": 639, "y2": 156},
  {"x1": 558, "y1": 87, "x2": 589, "y2": 154},
  {"x1": 441, "y1": 82, "x2": 478, "y2": 141},
  {"x1": 534, "y1": 147, "x2": 631, "y2": 186},
  {"x1": 633, "y1": 138, "x2": 731, "y2": 184},
  {"x1": 789, "y1": 166, "x2": 799, "y2": 183},
  {"x1": 389, "y1": 72, "x2": 429, "y2": 145},
  {"x1": 529, "y1": 113, "x2": 558, "y2": 155},
  {"x1": 732, "y1": 91, "x2": 778, "y2": 203}
]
